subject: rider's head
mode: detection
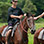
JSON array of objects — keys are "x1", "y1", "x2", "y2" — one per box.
[{"x1": 11, "y1": 0, "x2": 18, "y2": 6}]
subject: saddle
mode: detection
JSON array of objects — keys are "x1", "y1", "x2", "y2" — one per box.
[
  {"x1": 1, "y1": 22, "x2": 20, "y2": 37},
  {"x1": 38, "y1": 29, "x2": 44, "y2": 40}
]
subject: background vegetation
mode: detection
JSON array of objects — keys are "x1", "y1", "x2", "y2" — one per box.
[{"x1": 0, "y1": 0, "x2": 44, "y2": 22}]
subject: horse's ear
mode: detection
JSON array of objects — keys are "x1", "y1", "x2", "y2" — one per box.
[
  {"x1": 26, "y1": 13, "x2": 29, "y2": 17},
  {"x1": 26, "y1": 12, "x2": 32, "y2": 17}
]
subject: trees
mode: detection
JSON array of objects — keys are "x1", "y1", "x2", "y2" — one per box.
[
  {"x1": 0, "y1": 2, "x2": 11, "y2": 22},
  {"x1": 31, "y1": 0, "x2": 44, "y2": 16},
  {"x1": 23, "y1": 0, "x2": 37, "y2": 14},
  {"x1": 0, "y1": 0, "x2": 7, "y2": 2}
]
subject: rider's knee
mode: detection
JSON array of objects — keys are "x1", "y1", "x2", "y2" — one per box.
[
  {"x1": 6, "y1": 30, "x2": 12, "y2": 37},
  {"x1": 8, "y1": 29, "x2": 12, "y2": 33}
]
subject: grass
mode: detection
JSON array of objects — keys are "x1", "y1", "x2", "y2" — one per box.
[
  {"x1": 0, "y1": 23, "x2": 44, "y2": 44},
  {"x1": 0, "y1": 23, "x2": 7, "y2": 27},
  {"x1": 28, "y1": 23, "x2": 44, "y2": 44}
]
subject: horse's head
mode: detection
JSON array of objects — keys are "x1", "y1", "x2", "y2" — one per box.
[{"x1": 26, "y1": 12, "x2": 36, "y2": 34}]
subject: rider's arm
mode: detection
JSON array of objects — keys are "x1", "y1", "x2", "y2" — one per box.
[
  {"x1": 37, "y1": 13, "x2": 44, "y2": 19},
  {"x1": 10, "y1": 15, "x2": 23, "y2": 19},
  {"x1": 34, "y1": 12, "x2": 44, "y2": 20},
  {"x1": 10, "y1": 13, "x2": 26, "y2": 19}
]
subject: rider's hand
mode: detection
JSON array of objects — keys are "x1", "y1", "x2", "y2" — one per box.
[
  {"x1": 34, "y1": 17, "x2": 38, "y2": 20},
  {"x1": 24, "y1": 13, "x2": 27, "y2": 16},
  {"x1": 18, "y1": 15, "x2": 23, "y2": 19},
  {"x1": 42, "y1": 12, "x2": 44, "y2": 16}
]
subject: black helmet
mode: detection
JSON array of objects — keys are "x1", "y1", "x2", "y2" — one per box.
[{"x1": 11, "y1": 0, "x2": 18, "y2": 4}]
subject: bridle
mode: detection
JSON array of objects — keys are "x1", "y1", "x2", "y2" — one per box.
[
  {"x1": 20, "y1": 16, "x2": 35, "y2": 33},
  {"x1": 20, "y1": 17, "x2": 31, "y2": 33}
]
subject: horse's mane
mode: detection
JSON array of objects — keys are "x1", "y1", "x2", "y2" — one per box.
[{"x1": 21, "y1": 16, "x2": 27, "y2": 22}]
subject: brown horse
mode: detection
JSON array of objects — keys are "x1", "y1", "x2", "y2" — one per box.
[
  {"x1": 34, "y1": 27, "x2": 44, "y2": 44},
  {"x1": 0, "y1": 13, "x2": 36, "y2": 44}
]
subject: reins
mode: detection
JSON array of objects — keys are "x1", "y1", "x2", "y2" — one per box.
[{"x1": 20, "y1": 20, "x2": 31, "y2": 33}]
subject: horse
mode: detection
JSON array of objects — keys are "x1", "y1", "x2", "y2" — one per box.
[
  {"x1": 0, "y1": 13, "x2": 36, "y2": 44},
  {"x1": 34, "y1": 27, "x2": 44, "y2": 44}
]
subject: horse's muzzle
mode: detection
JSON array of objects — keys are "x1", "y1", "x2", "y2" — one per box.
[{"x1": 31, "y1": 30, "x2": 36, "y2": 34}]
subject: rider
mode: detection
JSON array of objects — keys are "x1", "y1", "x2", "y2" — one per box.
[{"x1": 6, "y1": 0, "x2": 26, "y2": 44}]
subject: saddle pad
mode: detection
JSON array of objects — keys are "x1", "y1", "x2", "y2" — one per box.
[
  {"x1": 38, "y1": 29, "x2": 44, "y2": 40},
  {"x1": 1, "y1": 26, "x2": 9, "y2": 36},
  {"x1": 1, "y1": 22, "x2": 20, "y2": 37}
]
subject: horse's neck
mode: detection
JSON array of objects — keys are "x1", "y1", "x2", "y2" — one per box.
[
  {"x1": 20, "y1": 16, "x2": 28, "y2": 33},
  {"x1": 22, "y1": 16, "x2": 28, "y2": 29},
  {"x1": 17, "y1": 17, "x2": 28, "y2": 40},
  {"x1": 21, "y1": 17, "x2": 28, "y2": 40}
]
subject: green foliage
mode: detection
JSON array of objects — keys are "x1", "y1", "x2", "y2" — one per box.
[
  {"x1": 18, "y1": 0, "x2": 25, "y2": 8},
  {"x1": 7, "y1": 0, "x2": 11, "y2": 3},
  {"x1": 0, "y1": 0, "x2": 7, "y2": 2},
  {"x1": 0, "y1": 2, "x2": 11, "y2": 22},
  {"x1": 31, "y1": 0, "x2": 44, "y2": 16},
  {"x1": 35, "y1": 18, "x2": 44, "y2": 23},
  {"x1": 31, "y1": 0, "x2": 44, "y2": 10},
  {"x1": 23, "y1": 0, "x2": 37, "y2": 14}
]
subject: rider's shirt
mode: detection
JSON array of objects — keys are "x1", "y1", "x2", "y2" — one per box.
[{"x1": 8, "y1": 7, "x2": 24, "y2": 23}]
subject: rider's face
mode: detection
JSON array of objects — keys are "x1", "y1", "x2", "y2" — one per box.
[{"x1": 12, "y1": 0, "x2": 18, "y2": 6}]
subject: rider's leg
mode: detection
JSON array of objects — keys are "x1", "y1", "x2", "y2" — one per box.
[
  {"x1": 5, "y1": 29, "x2": 12, "y2": 44},
  {"x1": 5, "y1": 22, "x2": 13, "y2": 44},
  {"x1": 5, "y1": 26, "x2": 13, "y2": 44}
]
